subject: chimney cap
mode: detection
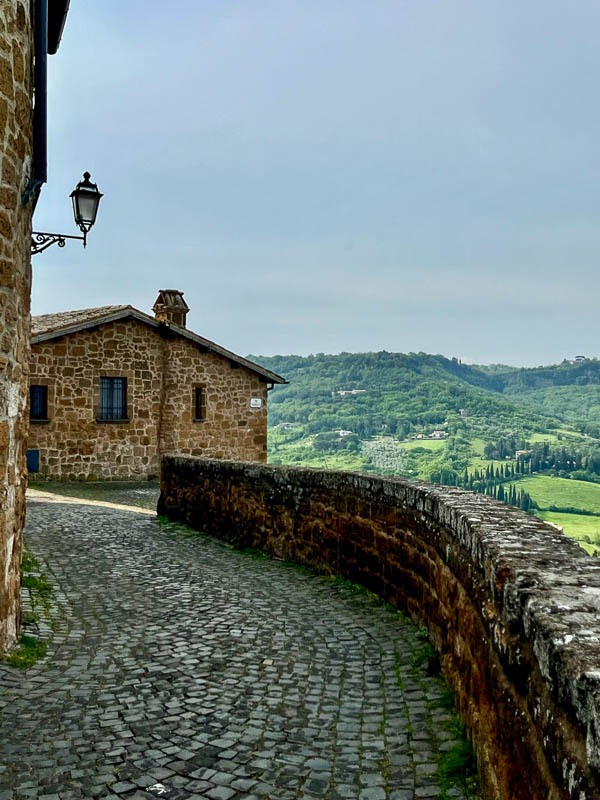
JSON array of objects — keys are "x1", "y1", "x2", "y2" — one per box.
[{"x1": 153, "y1": 289, "x2": 189, "y2": 313}]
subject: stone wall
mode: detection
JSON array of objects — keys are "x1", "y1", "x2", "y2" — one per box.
[
  {"x1": 159, "y1": 456, "x2": 600, "y2": 800},
  {"x1": 0, "y1": 2, "x2": 33, "y2": 653},
  {"x1": 28, "y1": 319, "x2": 268, "y2": 479},
  {"x1": 158, "y1": 331, "x2": 267, "y2": 464}
]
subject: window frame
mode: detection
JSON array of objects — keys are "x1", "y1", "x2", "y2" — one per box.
[
  {"x1": 193, "y1": 385, "x2": 206, "y2": 422},
  {"x1": 29, "y1": 384, "x2": 49, "y2": 423},
  {"x1": 97, "y1": 376, "x2": 129, "y2": 423}
]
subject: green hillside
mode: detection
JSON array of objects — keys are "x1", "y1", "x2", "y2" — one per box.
[
  {"x1": 253, "y1": 351, "x2": 600, "y2": 553},
  {"x1": 505, "y1": 385, "x2": 600, "y2": 432}
]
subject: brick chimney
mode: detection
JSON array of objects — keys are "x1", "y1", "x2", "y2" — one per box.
[{"x1": 152, "y1": 289, "x2": 190, "y2": 328}]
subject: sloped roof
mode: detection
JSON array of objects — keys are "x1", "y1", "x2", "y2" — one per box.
[
  {"x1": 32, "y1": 305, "x2": 129, "y2": 337},
  {"x1": 31, "y1": 305, "x2": 286, "y2": 384}
]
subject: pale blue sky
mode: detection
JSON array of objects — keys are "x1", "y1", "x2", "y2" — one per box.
[{"x1": 31, "y1": 1, "x2": 600, "y2": 365}]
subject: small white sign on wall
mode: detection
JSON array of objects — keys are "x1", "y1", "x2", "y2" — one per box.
[{"x1": 250, "y1": 398, "x2": 263, "y2": 408}]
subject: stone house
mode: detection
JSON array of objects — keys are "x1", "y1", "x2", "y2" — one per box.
[
  {"x1": 0, "y1": 2, "x2": 70, "y2": 653},
  {"x1": 27, "y1": 290, "x2": 286, "y2": 480}
]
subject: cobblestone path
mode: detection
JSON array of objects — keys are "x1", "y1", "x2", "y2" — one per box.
[{"x1": 0, "y1": 498, "x2": 472, "y2": 800}]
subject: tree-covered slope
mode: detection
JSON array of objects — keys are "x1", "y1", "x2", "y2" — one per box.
[
  {"x1": 251, "y1": 350, "x2": 600, "y2": 554},
  {"x1": 252, "y1": 351, "x2": 557, "y2": 438},
  {"x1": 496, "y1": 359, "x2": 600, "y2": 392}
]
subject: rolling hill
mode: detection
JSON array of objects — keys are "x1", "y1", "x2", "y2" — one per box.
[{"x1": 250, "y1": 351, "x2": 600, "y2": 553}]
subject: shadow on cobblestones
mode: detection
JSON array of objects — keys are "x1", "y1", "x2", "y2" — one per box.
[{"x1": 0, "y1": 499, "x2": 478, "y2": 800}]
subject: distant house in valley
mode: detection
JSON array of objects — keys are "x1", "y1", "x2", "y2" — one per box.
[
  {"x1": 429, "y1": 431, "x2": 447, "y2": 440},
  {"x1": 28, "y1": 290, "x2": 286, "y2": 479},
  {"x1": 336, "y1": 389, "x2": 366, "y2": 397},
  {"x1": 515, "y1": 450, "x2": 531, "y2": 459}
]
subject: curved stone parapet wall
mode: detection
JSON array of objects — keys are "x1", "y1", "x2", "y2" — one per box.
[{"x1": 159, "y1": 456, "x2": 600, "y2": 800}]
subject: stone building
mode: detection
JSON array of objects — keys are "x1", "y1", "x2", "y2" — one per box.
[{"x1": 27, "y1": 290, "x2": 286, "y2": 480}]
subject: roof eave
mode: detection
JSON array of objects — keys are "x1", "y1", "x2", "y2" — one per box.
[
  {"x1": 48, "y1": 0, "x2": 70, "y2": 55},
  {"x1": 164, "y1": 319, "x2": 287, "y2": 384}
]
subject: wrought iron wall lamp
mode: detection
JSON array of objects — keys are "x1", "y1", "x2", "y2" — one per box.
[{"x1": 32, "y1": 172, "x2": 103, "y2": 255}]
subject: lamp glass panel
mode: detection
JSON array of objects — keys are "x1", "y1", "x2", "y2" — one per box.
[{"x1": 74, "y1": 191, "x2": 100, "y2": 226}]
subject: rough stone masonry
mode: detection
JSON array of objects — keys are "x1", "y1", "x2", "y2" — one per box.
[
  {"x1": 0, "y1": 1, "x2": 34, "y2": 653},
  {"x1": 160, "y1": 456, "x2": 600, "y2": 800},
  {"x1": 28, "y1": 294, "x2": 285, "y2": 480}
]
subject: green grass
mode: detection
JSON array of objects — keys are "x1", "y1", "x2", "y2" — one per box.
[
  {"x1": 155, "y1": 515, "x2": 207, "y2": 538},
  {"x1": 21, "y1": 551, "x2": 39, "y2": 573},
  {"x1": 469, "y1": 438, "x2": 486, "y2": 456},
  {"x1": 409, "y1": 627, "x2": 439, "y2": 672},
  {"x1": 395, "y1": 632, "x2": 479, "y2": 800},
  {"x1": 528, "y1": 432, "x2": 558, "y2": 444},
  {"x1": 398, "y1": 438, "x2": 446, "y2": 452},
  {"x1": 269, "y1": 442, "x2": 367, "y2": 471},
  {"x1": 21, "y1": 573, "x2": 52, "y2": 597},
  {"x1": 437, "y1": 739, "x2": 478, "y2": 798},
  {"x1": 467, "y1": 457, "x2": 510, "y2": 474},
  {"x1": 517, "y1": 475, "x2": 600, "y2": 514},
  {"x1": 434, "y1": 686, "x2": 456, "y2": 710},
  {"x1": 535, "y1": 511, "x2": 600, "y2": 554},
  {"x1": 3, "y1": 634, "x2": 46, "y2": 669},
  {"x1": 231, "y1": 545, "x2": 271, "y2": 560},
  {"x1": 333, "y1": 577, "x2": 368, "y2": 596},
  {"x1": 17, "y1": 548, "x2": 54, "y2": 654},
  {"x1": 301, "y1": 451, "x2": 368, "y2": 470}
]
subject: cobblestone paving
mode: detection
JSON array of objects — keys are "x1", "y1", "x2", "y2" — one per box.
[
  {"x1": 0, "y1": 498, "x2": 473, "y2": 800},
  {"x1": 27, "y1": 481, "x2": 160, "y2": 511}
]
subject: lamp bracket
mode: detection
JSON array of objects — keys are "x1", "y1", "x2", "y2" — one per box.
[{"x1": 31, "y1": 230, "x2": 86, "y2": 256}]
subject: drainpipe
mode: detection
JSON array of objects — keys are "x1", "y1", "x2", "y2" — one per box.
[{"x1": 22, "y1": 0, "x2": 48, "y2": 207}]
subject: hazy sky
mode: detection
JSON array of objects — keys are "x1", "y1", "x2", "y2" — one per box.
[{"x1": 31, "y1": 1, "x2": 600, "y2": 366}]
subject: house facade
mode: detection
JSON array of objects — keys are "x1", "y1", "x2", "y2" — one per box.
[{"x1": 28, "y1": 290, "x2": 285, "y2": 480}]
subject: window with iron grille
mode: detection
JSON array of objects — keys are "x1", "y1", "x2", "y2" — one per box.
[
  {"x1": 30, "y1": 385, "x2": 48, "y2": 420},
  {"x1": 99, "y1": 377, "x2": 127, "y2": 420},
  {"x1": 194, "y1": 386, "x2": 206, "y2": 421}
]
